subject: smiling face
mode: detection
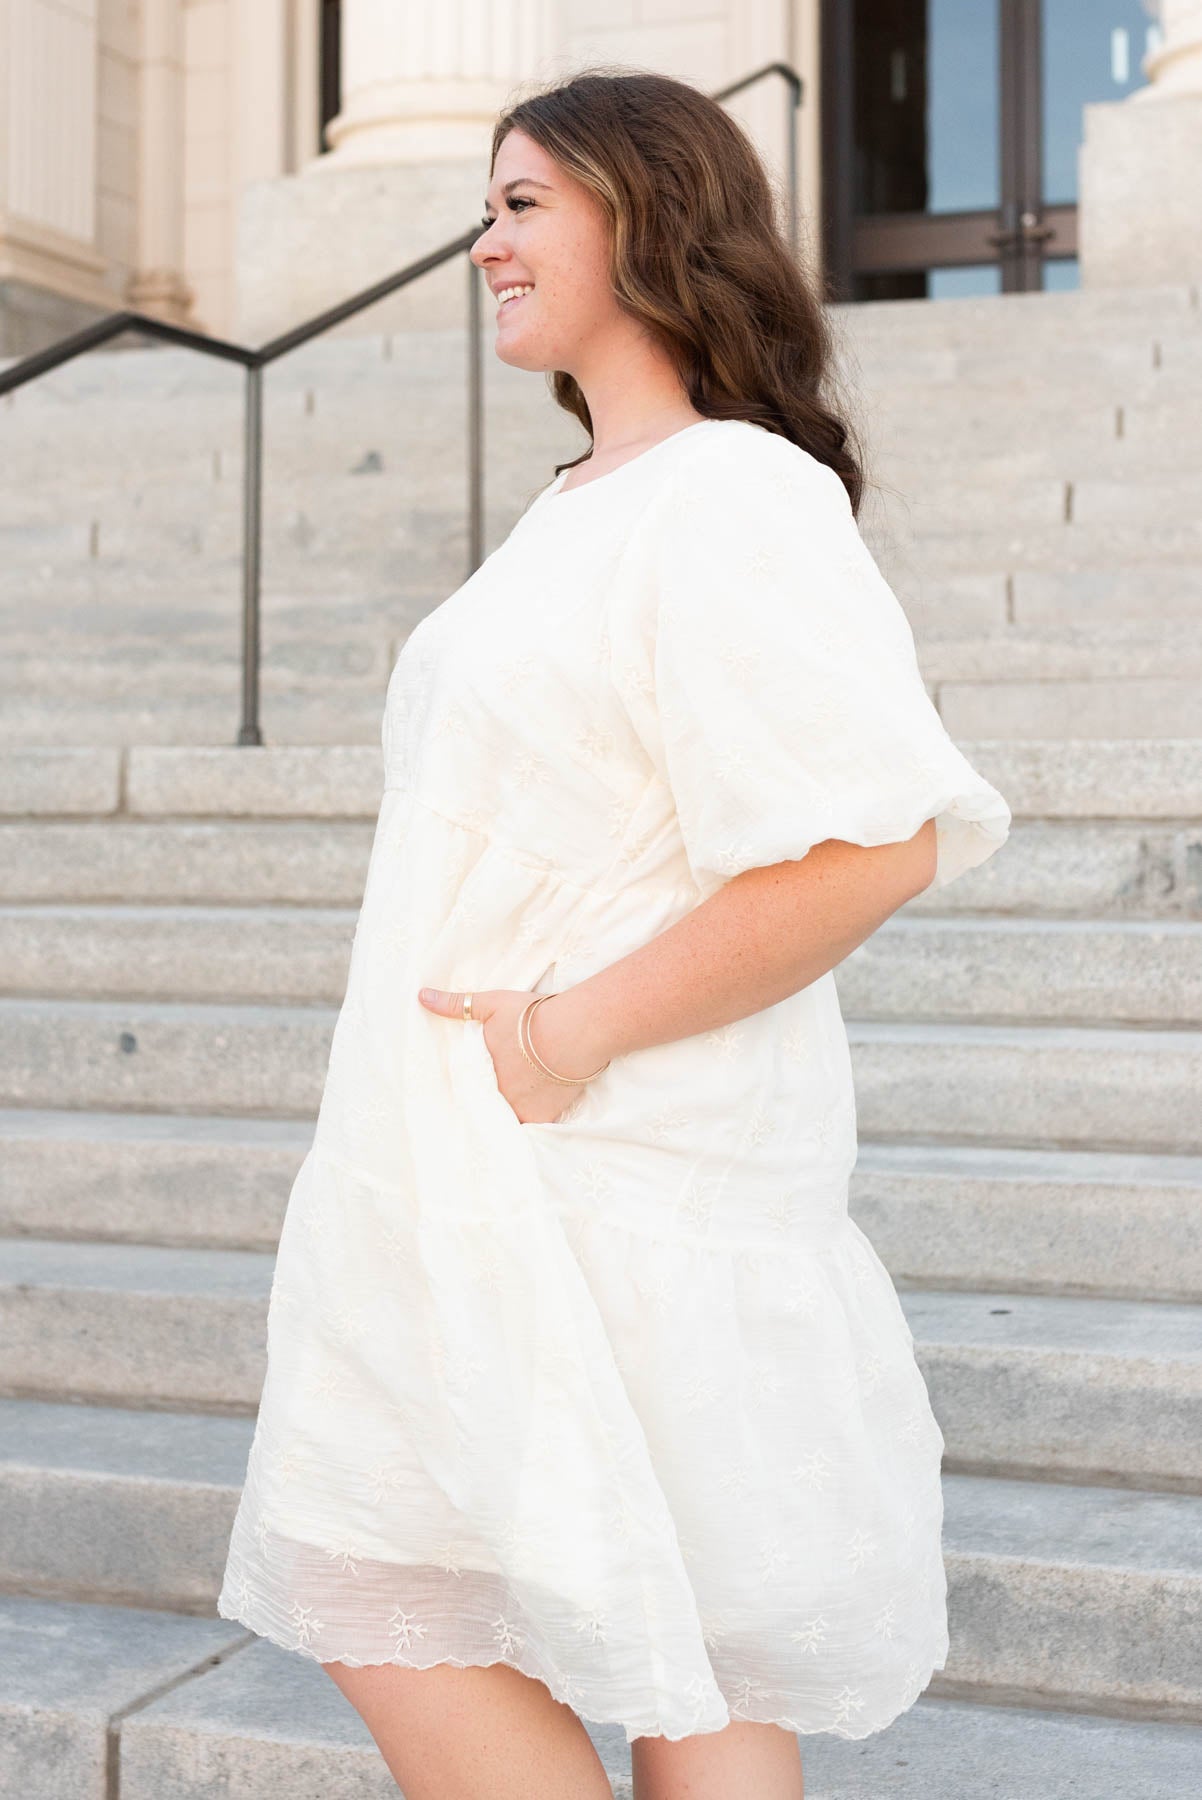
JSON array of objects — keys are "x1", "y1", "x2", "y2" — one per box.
[{"x1": 470, "y1": 128, "x2": 621, "y2": 376}]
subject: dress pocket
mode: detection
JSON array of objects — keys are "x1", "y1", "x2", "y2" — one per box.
[{"x1": 464, "y1": 1014, "x2": 586, "y2": 1130}]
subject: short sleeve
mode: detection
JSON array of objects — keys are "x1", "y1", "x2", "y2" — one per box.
[{"x1": 610, "y1": 428, "x2": 1012, "y2": 900}]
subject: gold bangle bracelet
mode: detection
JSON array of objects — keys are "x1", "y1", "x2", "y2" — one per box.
[{"x1": 518, "y1": 993, "x2": 611, "y2": 1085}]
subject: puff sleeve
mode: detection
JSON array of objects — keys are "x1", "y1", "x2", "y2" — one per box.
[{"x1": 610, "y1": 429, "x2": 1012, "y2": 901}]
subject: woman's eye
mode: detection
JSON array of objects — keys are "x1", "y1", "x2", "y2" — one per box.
[{"x1": 479, "y1": 196, "x2": 533, "y2": 228}]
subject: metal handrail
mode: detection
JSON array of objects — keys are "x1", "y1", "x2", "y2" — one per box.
[{"x1": 0, "y1": 60, "x2": 802, "y2": 745}]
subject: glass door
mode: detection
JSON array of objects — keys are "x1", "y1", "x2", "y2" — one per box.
[{"x1": 821, "y1": 0, "x2": 1159, "y2": 301}]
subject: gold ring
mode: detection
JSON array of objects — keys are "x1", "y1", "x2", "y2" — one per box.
[{"x1": 463, "y1": 993, "x2": 473, "y2": 1021}]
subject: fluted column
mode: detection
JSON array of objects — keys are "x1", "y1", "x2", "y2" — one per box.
[
  {"x1": 127, "y1": 0, "x2": 193, "y2": 321},
  {"x1": 1079, "y1": 0, "x2": 1202, "y2": 285},
  {"x1": 237, "y1": 0, "x2": 561, "y2": 336},
  {"x1": 0, "y1": 0, "x2": 113, "y2": 351},
  {"x1": 323, "y1": 0, "x2": 556, "y2": 165}
]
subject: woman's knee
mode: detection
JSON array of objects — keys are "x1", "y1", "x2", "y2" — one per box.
[{"x1": 321, "y1": 1657, "x2": 614, "y2": 1800}]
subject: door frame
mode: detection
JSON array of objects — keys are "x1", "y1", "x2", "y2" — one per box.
[{"x1": 820, "y1": 0, "x2": 1078, "y2": 301}]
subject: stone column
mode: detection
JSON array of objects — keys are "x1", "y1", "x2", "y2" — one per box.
[
  {"x1": 236, "y1": 0, "x2": 557, "y2": 338},
  {"x1": 324, "y1": 0, "x2": 554, "y2": 165},
  {"x1": 1079, "y1": 0, "x2": 1202, "y2": 286},
  {"x1": 127, "y1": 0, "x2": 193, "y2": 322},
  {"x1": 1139, "y1": 0, "x2": 1202, "y2": 91},
  {"x1": 0, "y1": 0, "x2": 112, "y2": 353}
]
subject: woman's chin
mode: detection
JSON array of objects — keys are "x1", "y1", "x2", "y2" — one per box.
[{"x1": 493, "y1": 340, "x2": 552, "y2": 374}]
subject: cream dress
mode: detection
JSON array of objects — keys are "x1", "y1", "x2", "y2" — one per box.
[{"x1": 217, "y1": 416, "x2": 1012, "y2": 1744}]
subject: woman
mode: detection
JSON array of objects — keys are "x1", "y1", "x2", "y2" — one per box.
[{"x1": 218, "y1": 68, "x2": 1011, "y2": 1800}]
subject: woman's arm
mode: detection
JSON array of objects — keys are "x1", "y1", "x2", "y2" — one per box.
[{"x1": 533, "y1": 817, "x2": 937, "y2": 1076}]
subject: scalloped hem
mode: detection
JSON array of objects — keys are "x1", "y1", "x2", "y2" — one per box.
[{"x1": 216, "y1": 1594, "x2": 945, "y2": 1747}]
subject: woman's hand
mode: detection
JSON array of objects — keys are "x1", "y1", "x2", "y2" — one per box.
[{"x1": 417, "y1": 985, "x2": 596, "y2": 1124}]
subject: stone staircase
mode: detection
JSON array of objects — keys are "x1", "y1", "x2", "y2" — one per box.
[{"x1": 2, "y1": 283, "x2": 1201, "y2": 1796}]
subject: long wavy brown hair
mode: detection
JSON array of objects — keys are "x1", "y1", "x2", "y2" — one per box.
[{"x1": 490, "y1": 66, "x2": 866, "y2": 518}]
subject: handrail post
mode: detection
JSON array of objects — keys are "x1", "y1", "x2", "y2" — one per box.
[
  {"x1": 467, "y1": 253, "x2": 483, "y2": 575},
  {"x1": 0, "y1": 62, "x2": 802, "y2": 745},
  {"x1": 786, "y1": 73, "x2": 800, "y2": 255},
  {"x1": 239, "y1": 361, "x2": 264, "y2": 746}
]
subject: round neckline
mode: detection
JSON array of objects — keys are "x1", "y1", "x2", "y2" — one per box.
[{"x1": 546, "y1": 418, "x2": 727, "y2": 500}]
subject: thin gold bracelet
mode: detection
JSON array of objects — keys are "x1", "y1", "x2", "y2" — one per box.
[{"x1": 518, "y1": 993, "x2": 611, "y2": 1085}]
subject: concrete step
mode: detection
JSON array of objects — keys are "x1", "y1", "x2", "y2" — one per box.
[
  {"x1": 1, "y1": 1000, "x2": 1198, "y2": 1148},
  {"x1": 0, "y1": 633, "x2": 396, "y2": 697},
  {"x1": 0, "y1": 593, "x2": 408, "y2": 648},
  {"x1": 0, "y1": 568, "x2": 448, "y2": 633},
  {"x1": 853, "y1": 1142, "x2": 1202, "y2": 1304},
  {"x1": 9, "y1": 611, "x2": 1201, "y2": 694},
  {"x1": 10, "y1": 324, "x2": 1194, "y2": 433},
  {"x1": 802, "y1": 1694, "x2": 1202, "y2": 1798},
  {"x1": 0, "y1": 996, "x2": 336, "y2": 1117},
  {"x1": 0, "y1": 469, "x2": 553, "y2": 548},
  {"x1": 0, "y1": 1109, "x2": 308, "y2": 1250},
  {"x1": 0, "y1": 811, "x2": 372, "y2": 900},
  {"x1": 10, "y1": 330, "x2": 1196, "y2": 428},
  {"x1": 0, "y1": 690, "x2": 389, "y2": 747},
  {"x1": 2, "y1": 426, "x2": 566, "y2": 513},
  {"x1": 846, "y1": 339, "x2": 1162, "y2": 388},
  {"x1": 12, "y1": 397, "x2": 1201, "y2": 496},
  {"x1": 961, "y1": 738, "x2": 1202, "y2": 824},
  {"x1": 15, "y1": 683, "x2": 1196, "y2": 750},
  {"x1": 0, "y1": 548, "x2": 459, "y2": 613},
  {"x1": 3, "y1": 906, "x2": 1198, "y2": 1027},
  {"x1": 0, "y1": 741, "x2": 1197, "y2": 923},
  {"x1": 860, "y1": 330, "x2": 1202, "y2": 378},
  {"x1": 831, "y1": 279, "x2": 1200, "y2": 343},
  {"x1": 4, "y1": 286, "x2": 1191, "y2": 403},
  {"x1": 868, "y1": 517, "x2": 1202, "y2": 581},
  {"x1": 2, "y1": 1240, "x2": 1198, "y2": 1487},
  {"x1": 936, "y1": 1469, "x2": 1202, "y2": 1721},
  {"x1": 849, "y1": 1020, "x2": 1202, "y2": 1154},
  {"x1": 4, "y1": 612, "x2": 1202, "y2": 740},
  {"x1": 840, "y1": 916, "x2": 1202, "y2": 1027},
  {"x1": 908, "y1": 1287, "x2": 1202, "y2": 1489},
  {"x1": 0, "y1": 1396, "x2": 254, "y2": 1609},
  {"x1": 1, "y1": 1395, "x2": 1200, "y2": 1728},
  {"x1": 937, "y1": 677, "x2": 1202, "y2": 740},
  {"x1": 0, "y1": 744, "x2": 384, "y2": 819},
  {"x1": 3, "y1": 441, "x2": 1200, "y2": 577},
  {"x1": 1009, "y1": 562, "x2": 1202, "y2": 623},
  {"x1": 0, "y1": 505, "x2": 511, "y2": 571},
  {"x1": 0, "y1": 812, "x2": 1193, "y2": 921},
  {"x1": 872, "y1": 421, "x2": 1202, "y2": 482},
  {"x1": 6, "y1": 471, "x2": 1202, "y2": 570},
  {"x1": 0, "y1": 819, "x2": 374, "y2": 905},
  {"x1": 0, "y1": 320, "x2": 556, "y2": 401},
  {"x1": 3, "y1": 553, "x2": 1200, "y2": 650},
  {"x1": 2, "y1": 1587, "x2": 1199, "y2": 1800},
  {"x1": 0, "y1": 903, "x2": 358, "y2": 1003},
  {"x1": 0, "y1": 1236, "x2": 272, "y2": 1410},
  {"x1": 2, "y1": 736, "x2": 1195, "y2": 826},
  {"x1": 917, "y1": 617, "x2": 1202, "y2": 680},
  {"x1": 857, "y1": 380, "x2": 1193, "y2": 438},
  {"x1": 896, "y1": 473, "x2": 1202, "y2": 537},
  {"x1": 4, "y1": 1116, "x2": 1199, "y2": 1305},
  {"x1": 0, "y1": 1592, "x2": 257, "y2": 1800}
]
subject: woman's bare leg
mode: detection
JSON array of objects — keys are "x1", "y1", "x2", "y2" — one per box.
[
  {"x1": 632, "y1": 1717, "x2": 804, "y2": 1800},
  {"x1": 322, "y1": 1658, "x2": 615, "y2": 1800}
]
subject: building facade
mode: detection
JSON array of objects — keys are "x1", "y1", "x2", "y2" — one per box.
[{"x1": 0, "y1": 1, "x2": 1199, "y2": 355}]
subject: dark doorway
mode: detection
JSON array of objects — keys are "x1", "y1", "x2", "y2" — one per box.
[
  {"x1": 319, "y1": 0, "x2": 342, "y2": 152},
  {"x1": 821, "y1": 0, "x2": 1158, "y2": 302}
]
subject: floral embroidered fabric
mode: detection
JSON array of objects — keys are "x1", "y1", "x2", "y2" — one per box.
[{"x1": 217, "y1": 418, "x2": 1012, "y2": 1743}]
